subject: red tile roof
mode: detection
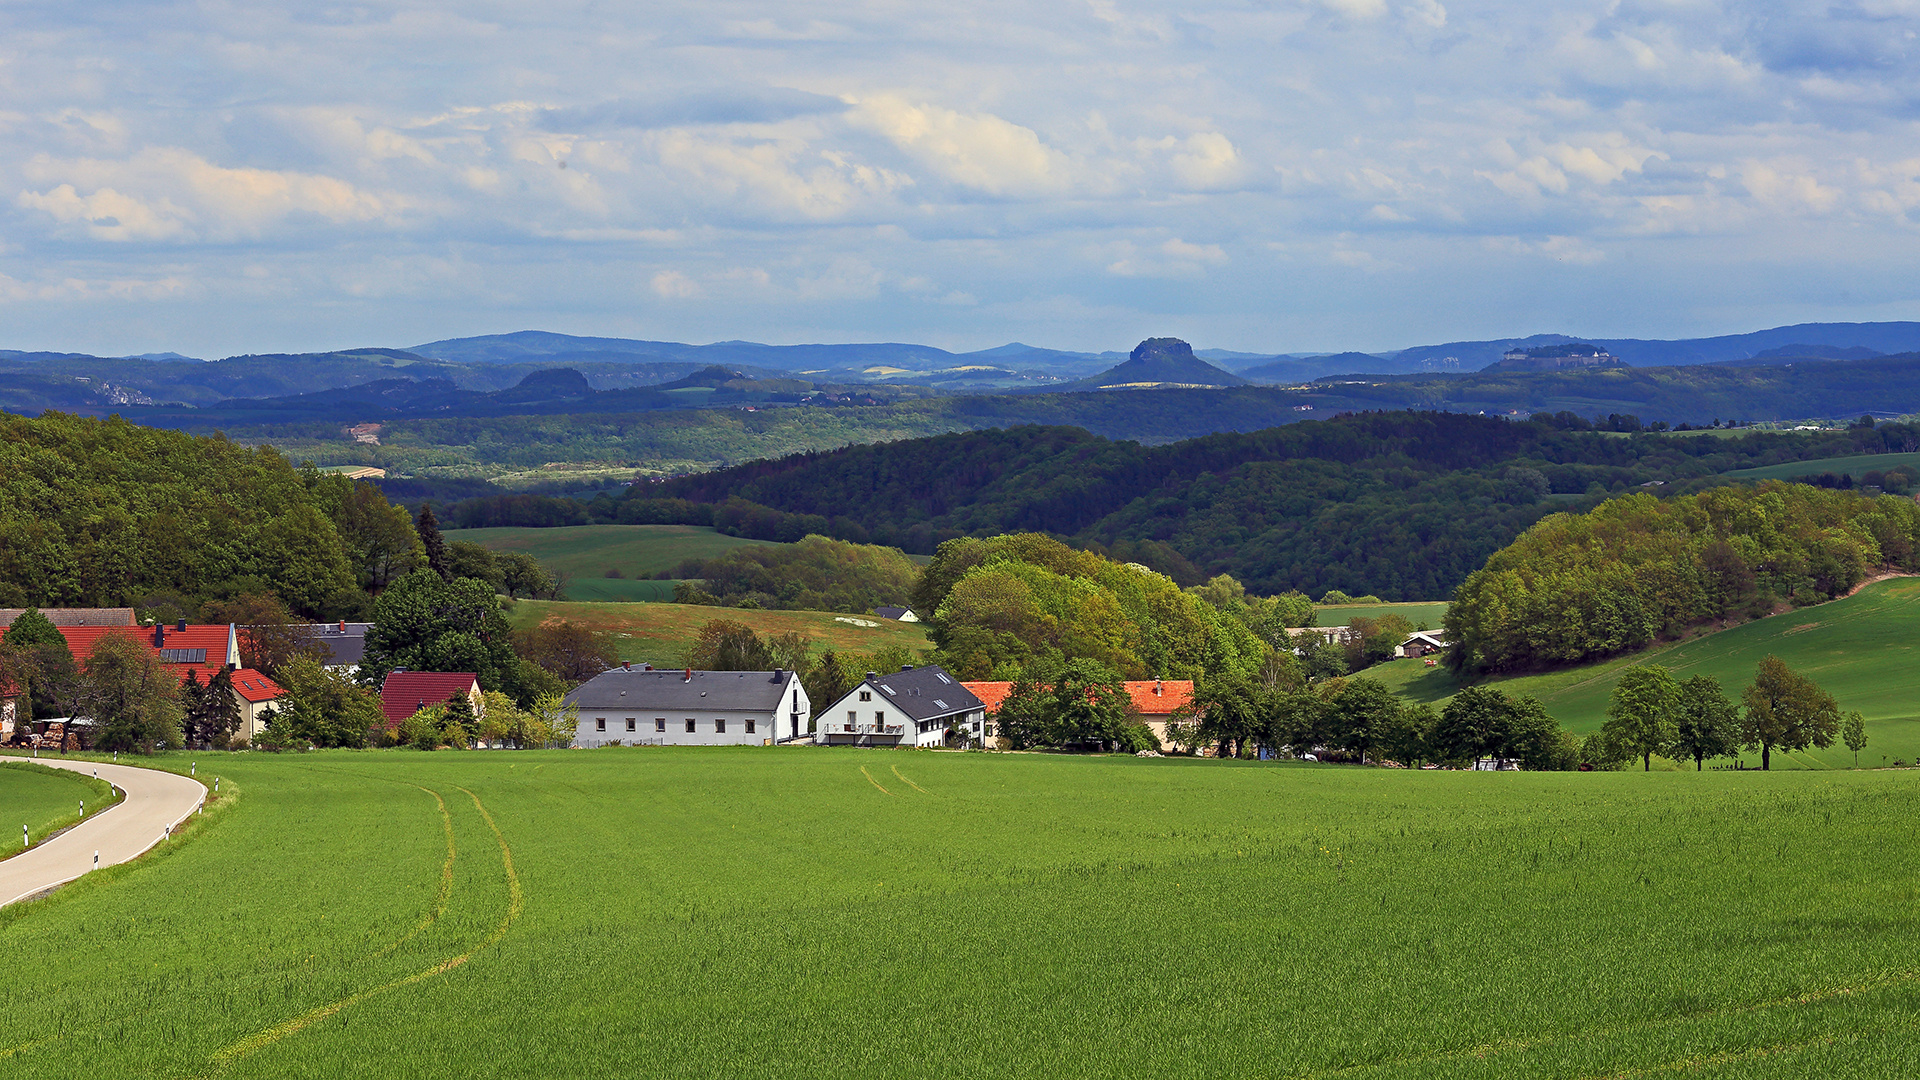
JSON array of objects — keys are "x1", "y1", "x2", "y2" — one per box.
[
  {"x1": 227, "y1": 668, "x2": 285, "y2": 704},
  {"x1": 58, "y1": 624, "x2": 239, "y2": 673},
  {"x1": 961, "y1": 680, "x2": 1195, "y2": 718},
  {"x1": 380, "y1": 672, "x2": 480, "y2": 726}
]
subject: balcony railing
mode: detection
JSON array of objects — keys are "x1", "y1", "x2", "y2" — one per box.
[{"x1": 835, "y1": 724, "x2": 905, "y2": 736}]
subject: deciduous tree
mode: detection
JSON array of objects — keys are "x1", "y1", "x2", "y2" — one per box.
[
  {"x1": 1670, "y1": 675, "x2": 1739, "y2": 770},
  {"x1": 1739, "y1": 655, "x2": 1840, "y2": 771},
  {"x1": 1604, "y1": 666, "x2": 1681, "y2": 771},
  {"x1": 1843, "y1": 710, "x2": 1868, "y2": 767},
  {"x1": 79, "y1": 634, "x2": 182, "y2": 754}
]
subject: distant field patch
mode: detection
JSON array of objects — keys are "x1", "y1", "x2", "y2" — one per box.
[
  {"x1": 445, "y1": 525, "x2": 778, "y2": 598},
  {"x1": 1313, "y1": 601, "x2": 1447, "y2": 627},
  {"x1": 1372, "y1": 576, "x2": 1920, "y2": 769},
  {"x1": 504, "y1": 599, "x2": 931, "y2": 665},
  {"x1": 1722, "y1": 450, "x2": 1920, "y2": 482}
]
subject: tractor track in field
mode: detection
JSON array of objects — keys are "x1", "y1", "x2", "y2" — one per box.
[
  {"x1": 373, "y1": 785, "x2": 456, "y2": 958},
  {"x1": 859, "y1": 765, "x2": 893, "y2": 795},
  {"x1": 890, "y1": 764, "x2": 929, "y2": 793},
  {"x1": 197, "y1": 782, "x2": 521, "y2": 1079}
]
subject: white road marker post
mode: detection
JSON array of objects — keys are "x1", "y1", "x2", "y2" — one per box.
[
  {"x1": 93, "y1": 851, "x2": 98, "y2": 871},
  {"x1": 190, "y1": 762, "x2": 195, "y2": 777},
  {"x1": 22, "y1": 825, "x2": 27, "y2": 848}
]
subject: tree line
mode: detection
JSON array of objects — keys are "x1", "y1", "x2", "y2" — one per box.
[
  {"x1": 1445, "y1": 482, "x2": 1920, "y2": 673},
  {"x1": 1600, "y1": 656, "x2": 1861, "y2": 771}
]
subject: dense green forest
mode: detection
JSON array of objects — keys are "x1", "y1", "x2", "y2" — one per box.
[
  {"x1": 581, "y1": 412, "x2": 1918, "y2": 598},
  {"x1": 1444, "y1": 484, "x2": 1920, "y2": 673},
  {"x1": 0, "y1": 412, "x2": 418, "y2": 617}
]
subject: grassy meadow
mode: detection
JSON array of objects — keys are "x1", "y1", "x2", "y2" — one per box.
[
  {"x1": 444, "y1": 525, "x2": 778, "y2": 601},
  {"x1": 1366, "y1": 577, "x2": 1920, "y2": 769},
  {"x1": 0, "y1": 762, "x2": 116, "y2": 858},
  {"x1": 1721, "y1": 451, "x2": 1920, "y2": 482},
  {"x1": 505, "y1": 599, "x2": 931, "y2": 667},
  {"x1": 1314, "y1": 601, "x2": 1448, "y2": 628},
  {"x1": 4, "y1": 749, "x2": 1920, "y2": 1078}
]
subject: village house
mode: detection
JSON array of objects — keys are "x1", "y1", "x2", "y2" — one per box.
[
  {"x1": 1285, "y1": 625, "x2": 1363, "y2": 649},
  {"x1": 566, "y1": 664, "x2": 810, "y2": 747},
  {"x1": 1396, "y1": 632, "x2": 1450, "y2": 659},
  {"x1": 870, "y1": 606, "x2": 920, "y2": 622},
  {"x1": 379, "y1": 671, "x2": 484, "y2": 730},
  {"x1": 303, "y1": 621, "x2": 370, "y2": 673},
  {"x1": 815, "y1": 665, "x2": 983, "y2": 748},
  {"x1": 963, "y1": 678, "x2": 1197, "y2": 751},
  {"x1": 56, "y1": 621, "x2": 287, "y2": 741}
]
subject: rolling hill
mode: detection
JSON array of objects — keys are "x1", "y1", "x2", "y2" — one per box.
[{"x1": 1370, "y1": 576, "x2": 1920, "y2": 769}]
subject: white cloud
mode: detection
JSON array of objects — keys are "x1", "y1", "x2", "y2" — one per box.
[
  {"x1": 651, "y1": 270, "x2": 702, "y2": 298},
  {"x1": 17, "y1": 147, "x2": 403, "y2": 241},
  {"x1": 849, "y1": 96, "x2": 1071, "y2": 196}
]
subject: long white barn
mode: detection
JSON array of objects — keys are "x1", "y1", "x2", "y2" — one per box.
[{"x1": 567, "y1": 664, "x2": 811, "y2": 747}]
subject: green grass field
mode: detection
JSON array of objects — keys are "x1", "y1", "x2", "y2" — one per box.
[
  {"x1": 444, "y1": 525, "x2": 778, "y2": 600},
  {"x1": 0, "y1": 762, "x2": 113, "y2": 858},
  {"x1": 1366, "y1": 576, "x2": 1920, "y2": 769},
  {"x1": 4, "y1": 749, "x2": 1920, "y2": 1078},
  {"x1": 505, "y1": 599, "x2": 932, "y2": 666},
  {"x1": 1722, "y1": 451, "x2": 1920, "y2": 482},
  {"x1": 1315, "y1": 602, "x2": 1448, "y2": 628}
]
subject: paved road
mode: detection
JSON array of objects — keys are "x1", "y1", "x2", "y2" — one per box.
[{"x1": 0, "y1": 757, "x2": 207, "y2": 907}]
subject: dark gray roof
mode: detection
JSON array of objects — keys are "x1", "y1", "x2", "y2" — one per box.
[
  {"x1": 872, "y1": 606, "x2": 914, "y2": 620},
  {"x1": 299, "y1": 622, "x2": 370, "y2": 666},
  {"x1": 565, "y1": 668, "x2": 800, "y2": 713},
  {"x1": 862, "y1": 665, "x2": 981, "y2": 722}
]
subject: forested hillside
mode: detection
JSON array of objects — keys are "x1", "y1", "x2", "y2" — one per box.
[
  {"x1": 0, "y1": 412, "x2": 417, "y2": 616},
  {"x1": 618, "y1": 412, "x2": 1919, "y2": 598},
  {"x1": 1445, "y1": 484, "x2": 1920, "y2": 673}
]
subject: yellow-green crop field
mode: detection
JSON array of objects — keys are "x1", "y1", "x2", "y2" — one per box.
[
  {"x1": 504, "y1": 599, "x2": 932, "y2": 666},
  {"x1": 3, "y1": 749, "x2": 1920, "y2": 1077}
]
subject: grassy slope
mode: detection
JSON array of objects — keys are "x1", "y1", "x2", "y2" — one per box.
[
  {"x1": 1314, "y1": 601, "x2": 1448, "y2": 628},
  {"x1": 1367, "y1": 576, "x2": 1920, "y2": 769},
  {"x1": 505, "y1": 599, "x2": 931, "y2": 666},
  {"x1": 4, "y1": 750, "x2": 1920, "y2": 1077},
  {"x1": 445, "y1": 524, "x2": 778, "y2": 601},
  {"x1": 0, "y1": 763, "x2": 109, "y2": 858},
  {"x1": 1722, "y1": 450, "x2": 1920, "y2": 481}
]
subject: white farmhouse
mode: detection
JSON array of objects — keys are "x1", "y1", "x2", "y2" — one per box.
[
  {"x1": 814, "y1": 664, "x2": 985, "y2": 748},
  {"x1": 567, "y1": 664, "x2": 811, "y2": 747}
]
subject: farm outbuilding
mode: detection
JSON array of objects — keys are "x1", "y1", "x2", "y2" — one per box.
[{"x1": 567, "y1": 664, "x2": 810, "y2": 747}]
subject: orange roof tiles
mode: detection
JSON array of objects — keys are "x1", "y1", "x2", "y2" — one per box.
[{"x1": 961, "y1": 679, "x2": 1194, "y2": 717}]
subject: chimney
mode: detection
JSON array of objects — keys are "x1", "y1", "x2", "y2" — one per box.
[
  {"x1": 339, "y1": 620, "x2": 347, "y2": 634},
  {"x1": 1154, "y1": 678, "x2": 1163, "y2": 696},
  {"x1": 901, "y1": 664, "x2": 913, "y2": 672},
  {"x1": 772, "y1": 668, "x2": 783, "y2": 681},
  {"x1": 684, "y1": 668, "x2": 692, "y2": 682},
  {"x1": 152, "y1": 624, "x2": 165, "y2": 647},
  {"x1": 622, "y1": 661, "x2": 631, "y2": 670},
  {"x1": 176, "y1": 618, "x2": 187, "y2": 632},
  {"x1": 643, "y1": 664, "x2": 653, "y2": 671},
  {"x1": 866, "y1": 671, "x2": 877, "y2": 680}
]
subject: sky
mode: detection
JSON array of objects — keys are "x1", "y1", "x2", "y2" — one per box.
[{"x1": 2, "y1": 1, "x2": 1919, "y2": 358}]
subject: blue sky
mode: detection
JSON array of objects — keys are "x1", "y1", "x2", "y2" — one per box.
[{"x1": 2, "y1": 0, "x2": 1918, "y2": 357}]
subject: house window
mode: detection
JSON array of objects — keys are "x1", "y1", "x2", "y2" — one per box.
[
  {"x1": 715, "y1": 719, "x2": 726, "y2": 734},
  {"x1": 746, "y1": 718, "x2": 756, "y2": 734},
  {"x1": 859, "y1": 690, "x2": 871, "y2": 702},
  {"x1": 875, "y1": 711, "x2": 885, "y2": 724},
  {"x1": 846, "y1": 711, "x2": 856, "y2": 732},
  {"x1": 596, "y1": 718, "x2": 606, "y2": 732},
  {"x1": 626, "y1": 718, "x2": 636, "y2": 732},
  {"x1": 685, "y1": 719, "x2": 696, "y2": 733},
  {"x1": 655, "y1": 718, "x2": 665, "y2": 732}
]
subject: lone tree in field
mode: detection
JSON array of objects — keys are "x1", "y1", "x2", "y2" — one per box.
[
  {"x1": 1605, "y1": 665, "x2": 1680, "y2": 771},
  {"x1": 1739, "y1": 655, "x2": 1840, "y2": 770},
  {"x1": 1843, "y1": 711, "x2": 1868, "y2": 767},
  {"x1": 1670, "y1": 675, "x2": 1739, "y2": 771}
]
